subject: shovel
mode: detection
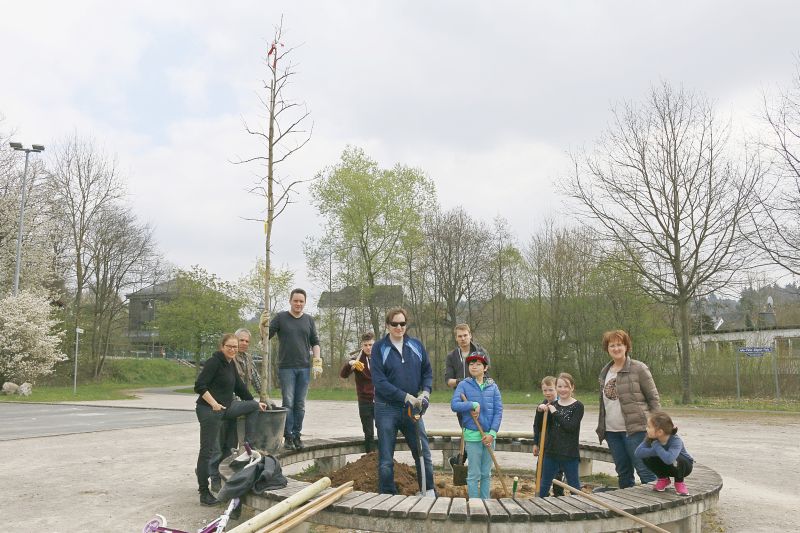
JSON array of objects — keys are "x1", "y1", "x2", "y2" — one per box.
[
  {"x1": 461, "y1": 393, "x2": 510, "y2": 496},
  {"x1": 535, "y1": 407, "x2": 548, "y2": 497},
  {"x1": 407, "y1": 403, "x2": 428, "y2": 496},
  {"x1": 450, "y1": 429, "x2": 468, "y2": 486}
]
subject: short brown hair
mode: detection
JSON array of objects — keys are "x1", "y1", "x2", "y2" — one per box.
[
  {"x1": 360, "y1": 332, "x2": 375, "y2": 343},
  {"x1": 602, "y1": 329, "x2": 632, "y2": 354},
  {"x1": 541, "y1": 375, "x2": 556, "y2": 386},
  {"x1": 385, "y1": 306, "x2": 409, "y2": 324},
  {"x1": 454, "y1": 323, "x2": 471, "y2": 334}
]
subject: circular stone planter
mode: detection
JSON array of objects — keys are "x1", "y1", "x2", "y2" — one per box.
[{"x1": 227, "y1": 432, "x2": 722, "y2": 533}]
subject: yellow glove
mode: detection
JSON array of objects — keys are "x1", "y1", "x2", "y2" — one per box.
[
  {"x1": 312, "y1": 356, "x2": 323, "y2": 379},
  {"x1": 353, "y1": 360, "x2": 365, "y2": 372}
]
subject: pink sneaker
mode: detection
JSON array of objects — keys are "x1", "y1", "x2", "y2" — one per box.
[
  {"x1": 674, "y1": 481, "x2": 689, "y2": 496},
  {"x1": 652, "y1": 478, "x2": 671, "y2": 492}
]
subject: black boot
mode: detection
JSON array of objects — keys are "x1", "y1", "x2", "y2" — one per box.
[
  {"x1": 199, "y1": 488, "x2": 220, "y2": 506},
  {"x1": 364, "y1": 437, "x2": 374, "y2": 453}
]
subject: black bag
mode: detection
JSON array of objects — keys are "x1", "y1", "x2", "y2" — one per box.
[
  {"x1": 217, "y1": 454, "x2": 288, "y2": 501},
  {"x1": 253, "y1": 454, "x2": 288, "y2": 493}
]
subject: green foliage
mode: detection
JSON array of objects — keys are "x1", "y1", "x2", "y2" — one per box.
[
  {"x1": 101, "y1": 358, "x2": 196, "y2": 384},
  {"x1": 154, "y1": 266, "x2": 244, "y2": 361},
  {"x1": 310, "y1": 146, "x2": 436, "y2": 334}
]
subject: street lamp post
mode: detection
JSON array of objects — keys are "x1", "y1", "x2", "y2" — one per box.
[{"x1": 9, "y1": 142, "x2": 45, "y2": 296}]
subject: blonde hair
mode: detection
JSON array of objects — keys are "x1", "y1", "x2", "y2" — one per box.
[
  {"x1": 541, "y1": 375, "x2": 557, "y2": 386},
  {"x1": 557, "y1": 372, "x2": 576, "y2": 389}
]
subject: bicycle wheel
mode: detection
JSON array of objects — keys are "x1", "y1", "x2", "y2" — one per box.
[{"x1": 142, "y1": 514, "x2": 167, "y2": 533}]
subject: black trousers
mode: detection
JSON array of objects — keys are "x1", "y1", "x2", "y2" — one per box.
[
  {"x1": 358, "y1": 401, "x2": 375, "y2": 447},
  {"x1": 642, "y1": 455, "x2": 693, "y2": 482},
  {"x1": 195, "y1": 400, "x2": 260, "y2": 490}
]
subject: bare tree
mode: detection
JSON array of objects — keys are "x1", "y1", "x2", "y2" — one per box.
[
  {"x1": 86, "y1": 205, "x2": 157, "y2": 377},
  {"x1": 235, "y1": 18, "x2": 312, "y2": 401},
  {"x1": 46, "y1": 134, "x2": 124, "y2": 342},
  {"x1": 565, "y1": 82, "x2": 762, "y2": 403},
  {"x1": 424, "y1": 206, "x2": 491, "y2": 332},
  {"x1": 753, "y1": 61, "x2": 800, "y2": 274}
]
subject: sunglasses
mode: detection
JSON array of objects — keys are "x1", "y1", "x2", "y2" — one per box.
[{"x1": 388, "y1": 321, "x2": 407, "y2": 328}]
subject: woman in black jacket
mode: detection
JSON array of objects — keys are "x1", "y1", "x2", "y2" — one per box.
[{"x1": 194, "y1": 333, "x2": 266, "y2": 505}]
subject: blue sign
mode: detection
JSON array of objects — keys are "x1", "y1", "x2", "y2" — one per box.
[{"x1": 737, "y1": 347, "x2": 772, "y2": 357}]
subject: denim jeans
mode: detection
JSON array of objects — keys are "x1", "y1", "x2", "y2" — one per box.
[
  {"x1": 538, "y1": 455, "x2": 580, "y2": 497},
  {"x1": 195, "y1": 400, "x2": 261, "y2": 489},
  {"x1": 278, "y1": 367, "x2": 310, "y2": 439},
  {"x1": 465, "y1": 440, "x2": 494, "y2": 499},
  {"x1": 605, "y1": 430, "x2": 656, "y2": 487},
  {"x1": 375, "y1": 401, "x2": 435, "y2": 494}
]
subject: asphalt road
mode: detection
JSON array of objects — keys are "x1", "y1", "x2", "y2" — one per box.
[{"x1": 0, "y1": 403, "x2": 195, "y2": 441}]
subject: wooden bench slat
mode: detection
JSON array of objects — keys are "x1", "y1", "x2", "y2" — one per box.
[
  {"x1": 408, "y1": 496, "x2": 437, "y2": 520},
  {"x1": 331, "y1": 491, "x2": 374, "y2": 513},
  {"x1": 499, "y1": 498, "x2": 530, "y2": 522},
  {"x1": 370, "y1": 494, "x2": 408, "y2": 517},
  {"x1": 389, "y1": 494, "x2": 421, "y2": 518},
  {"x1": 562, "y1": 494, "x2": 607, "y2": 518},
  {"x1": 448, "y1": 497, "x2": 469, "y2": 521},
  {"x1": 483, "y1": 498, "x2": 510, "y2": 522},
  {"x1": 514, "y1": 497, "x2": 561, "y2": 522},
  {"x1": 587, "y1": 492, "x2": 642, "y2": 517},
  {"x1": 353, "y1": 493, "x2": 394, "y2": 516},
  {"x1": 545, "y1": 497, "x2": 589, "y2": 520},
  {"x1": 467, "y1": 498, "x2": 489, "y2": 522},
  {"x1": 428, "y1": 496, "x2": 452, "y2": 520},
  {"x1": 594, "y1": 490, "x2": 654, "y2": 512}
]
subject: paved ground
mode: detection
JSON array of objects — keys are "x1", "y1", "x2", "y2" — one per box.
[{"x1": 0, "y1": 390, "x2": 798, "y2": 532}]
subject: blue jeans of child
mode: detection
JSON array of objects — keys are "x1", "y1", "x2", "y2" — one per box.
[
  {"x1": 538, "y1": 455, "x2": 580, "y2": 497},
  {"x1": 375, "y1": 401, "x2": 435, "y2": 494},
  {"x1": 278, "y1": 367, "x2": 310, "y2": 439},
  {"x1": 605, "y1": 430, "x2": 656, "y2": 487},
  {"x1": 465, "y1": 440, "x2": 494, "y2": 499}
]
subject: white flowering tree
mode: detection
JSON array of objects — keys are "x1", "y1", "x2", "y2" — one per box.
[{"x1": 0, "y1": 290, "x2": 66, "y2": 383}]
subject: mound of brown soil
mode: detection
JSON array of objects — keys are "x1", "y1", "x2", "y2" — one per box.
[{"x1": 299, "y1": 453, "x2": 599, "y2": 499}]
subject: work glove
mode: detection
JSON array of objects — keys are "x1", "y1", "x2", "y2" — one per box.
[
  {"x1": 349, "y1": 359, "x2": 365, "y2": 372},
  {"x1": 312, "y1": 356, "x2": 323, "y2": 379},
  {"x1": 417, "y1": 390, "x2": 430, "y2": 415},
  {"x1": 405, "y1": 393, "x2": 422, "y2": 411}
]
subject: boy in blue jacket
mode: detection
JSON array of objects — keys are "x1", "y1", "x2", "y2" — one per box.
[{"x1": 451, "y1": 352, "x2": 503, "y2": 499}]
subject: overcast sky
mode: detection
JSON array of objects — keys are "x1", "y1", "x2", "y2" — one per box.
[{"x1": 2, "y1": 1, "x2": 798, "y2": 300}]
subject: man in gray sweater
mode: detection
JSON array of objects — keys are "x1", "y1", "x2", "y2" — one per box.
[{"x1": 269, "y1": 288, "x2": 321, "y2": 450}]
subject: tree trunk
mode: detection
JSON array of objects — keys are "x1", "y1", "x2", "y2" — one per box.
[{"x1": 678, "y1": 298, "x2": 693, "y2": 403}]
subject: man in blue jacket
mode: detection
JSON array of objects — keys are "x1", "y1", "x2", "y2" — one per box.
[{"x1": 371, "y1": 306, "x2": 435, "y2": 496}]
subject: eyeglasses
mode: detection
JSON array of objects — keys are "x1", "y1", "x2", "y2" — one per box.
[
  {"x1": 388, "y1": 321, "x2": 407, "y2": 328},
  {"x1": 223, "y1": 344, "x2": 238, "y2": 349}
]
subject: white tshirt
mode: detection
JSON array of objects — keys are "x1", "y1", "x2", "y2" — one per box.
[
  {"x1": 603, "y1": 368, "x2": 626, "y2": 432},
  {"x1": 391, "y1": 338, "x2": 404, "y2": 359}
]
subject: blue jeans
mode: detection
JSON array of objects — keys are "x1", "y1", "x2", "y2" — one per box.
[
  {"x1": 465, "y1": 440, "x2": 494, "y2": 499},
  {"x1": 375, "y1": 401, "x2": 435, "y2": 494},
  {"x1": 279, "y1": 367, "x2": 310, "y2": 439},
  {"x1": 605, "y1": 430, "x2": 656, "y2": 488},
  {"x1": 538, "y1": 455, "x2": 580, "y2": 497}
]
